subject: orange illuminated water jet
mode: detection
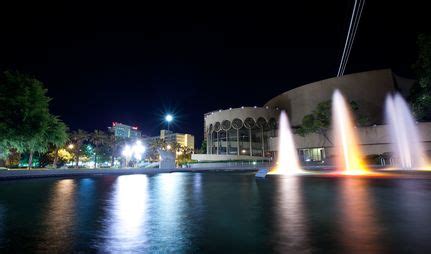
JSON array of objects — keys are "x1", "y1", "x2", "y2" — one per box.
[
  {"x1": 270, "y1": 111, "x2": 304, "y2": 175},
  {"x1": 332, "y1": 90, "x2": 368, "y2": 175}
]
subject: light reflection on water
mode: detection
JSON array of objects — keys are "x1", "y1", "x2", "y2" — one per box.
[
  {"x1": 1, "y1": 173, "x2": 431, "y2": 252},
  {"x1": 273, "y1": 176, "x2": 309, "y2": 253},
  {"x1": 337, "y1": 178, "x2": 384, "y2": 254},
  {"x1": 39, "y1": 179, "x2": 76, "y2": 252},
  {"x1": 149, "y1": 173, "x2": 190, "y2": 252},
  {"x1": 100, "y1": 174, "x2": 149, "y2": 252}
]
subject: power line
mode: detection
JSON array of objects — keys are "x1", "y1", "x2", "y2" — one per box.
[
  {"x1": 337, "y1": 0, "x2": 365, "y2": 77},
  {"x1": 340, "y1": 0, "x2": 365, "y2": 76},
  {"x1": 338, "y1": 0, "x2": 358, "y2": 77}
]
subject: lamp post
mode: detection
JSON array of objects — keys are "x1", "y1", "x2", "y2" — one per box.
[
  {"x1": 132, "y1": 140, "x2": 146, "y2": 167},
  {"x1": 165, "y1": 114, "x2": 173, "y2": 131},
  {"x1": 122, "y1": 145, "x2": 133, "y2": 168}
]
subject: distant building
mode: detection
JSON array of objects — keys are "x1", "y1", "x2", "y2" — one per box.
[
  {"x1": 108, "y1": 122, "x2": 141, "y2": 139},
  {"x1": 144, "y1": 130, "x2": 195, "y2": 150}
]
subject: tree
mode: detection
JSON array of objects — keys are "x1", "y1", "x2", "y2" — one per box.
[
  {"x1": 70, "y1": 130, "x2": 89, "y2": 168},
  {"x1": 197, "y1": 139, "x2": 207, "y2": 154},
  {"x1": 90, "y1": 130, "x2": 108, "y2": 168},
  {"x1": 176, "y1": 145, "x2": 194, "y2": 167},
  {"x1": 48, "y1": 148, "x2": 73, "y2": 166},
  {"x1": 150, "y1": 138, "x2": 167, "y2": 151},
  {"x1": 46, "y1": 116, "x2": 68, "y2": 168},
  {"x1": 0, "y1": 71, "x2": 67, "y2": 169},
  {"x1": 105, "y1": 134, "x2": 118, "y2": 167},
  {"x1": 147, "y1": 138, "x2": 167, "y2": 161},
  {"x1": 409, "y1": 33, "x2": 431, "y2": 120},
  {"x1": 296, "y1": 100, "x2": 368, "y2": 144},
  {"x1": 171, "y1": 141, "x2": 182, "y2": 153}
]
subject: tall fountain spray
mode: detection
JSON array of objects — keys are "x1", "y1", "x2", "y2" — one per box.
[
  {"x1": 270, "y1": 111, "x2": 303, "y2": 175},
  {"x1": 332, "y1": 90, "x2": 367, "y2": 175},
  {"x1": 385, "y1": 93, "x2": 427, "y2": 169}
]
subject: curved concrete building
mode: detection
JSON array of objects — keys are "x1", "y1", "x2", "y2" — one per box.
[
  {"x1": 204, "y1": 107, "x2": 279, "y2": 157},
  {"x1": 194, "y1": 69, "x2": 422, "y2": 163},
  {"x1": 265, "y1": 69, "x2": 413, "y2": 126}
]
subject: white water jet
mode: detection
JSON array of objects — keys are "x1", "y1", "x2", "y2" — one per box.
[
  {"x1": 385, "y1": 93, "x2": 427, "y2": 169},
  {"x1": 332, "y1": 90, "x2": 367, "y2": 174},
  {"x1": 271, "y1": 111, "x2": 302, "y2": 175}
]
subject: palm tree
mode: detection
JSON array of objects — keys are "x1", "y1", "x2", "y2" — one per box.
[
  {"x1": 172, "y1": 142, "x2": 182, "y2": 153},
  {"x1": 150, "y1": 138, "x2": 167, "y2": 151},
  {"x1": 149, "y1": 138, "x2": 166, "y2": 161},
  {"x1": 105, "y1": 134, "x2": 117, "y2": 167},
  {"x1": 70, "y1": 129, "x2": 89, "y2": 168},
  {"x1": 90, "y1": 130, "x2": 108, "y2": 168}
]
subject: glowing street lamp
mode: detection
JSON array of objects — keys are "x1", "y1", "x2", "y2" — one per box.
[
  {"x1": 122, "y1": 145, "x2": 133, "y2": 167},
  {"x1": 132, "y1": 140, "x2": 146, "y2": 161},
  {"x1": 165, "y1": 114, "x2": 173, "y2": 130}
]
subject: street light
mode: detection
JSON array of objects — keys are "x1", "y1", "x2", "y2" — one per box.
[
  {"x1": 165, "y1": 114, "x2": 173, "y2": 131},
  {"x1": 132, "y1": 140, "x2": 145, "y2": 161},
  {"x1": 122, "y1": 145, "x2": 133, "y2": 167}
]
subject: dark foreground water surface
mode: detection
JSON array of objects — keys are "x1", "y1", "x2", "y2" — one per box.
[{"x1": 1, "y1": 172, "x2": 431, "y2": 253}]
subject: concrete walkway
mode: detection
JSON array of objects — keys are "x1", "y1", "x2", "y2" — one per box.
[{"x1": 0, "y1": 167, "x2": 259, "y2": 180}]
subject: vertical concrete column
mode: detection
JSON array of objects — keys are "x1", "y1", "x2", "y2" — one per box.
[
  {"x1": 261, "y1": 127, "x2": 265, "y2": 157},
  {"x1": 217, "y1": 131, "x2": 220, "y2": 155},
  {"x1": 237, "y1": 129, "x2": 240, "y2": 156},
  {"x1": 226, "y1": 131, "x2": 229, "y2": 155},
  {"x1": 207, "y1": 131, "x2": 211, "y2": 154},
  {"x1": 249, "y1": 128, "x2": 253, "y2": 156}
]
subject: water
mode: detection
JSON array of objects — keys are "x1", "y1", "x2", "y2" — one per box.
[
  {"x1": 385, "y1": 93, "x2": 428, "y2": 169},
  {"x1": 271, "y1": 111, "x2": 302, "y2": 174},
  {"x1": 332, "y1": 90, "x2": 367, "y2": 174},
  {"x1": 1, "y1": 173, "x2": 431, "y2": 253}
]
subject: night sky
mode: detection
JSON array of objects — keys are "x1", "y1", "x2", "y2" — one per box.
[{"x1": 0, "y1": 1, "x2": 426, "y2": 145}]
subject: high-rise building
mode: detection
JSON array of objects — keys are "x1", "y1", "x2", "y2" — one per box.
[{"x1": 108, "y1": 122, "x2": 141, "y2": 139}]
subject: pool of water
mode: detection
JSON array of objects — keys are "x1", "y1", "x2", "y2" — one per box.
[{"x1": 1, "y1": 172, "x2": 431, "y2": 253}]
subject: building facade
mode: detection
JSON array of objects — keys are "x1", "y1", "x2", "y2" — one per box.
[
  {"x1": 193, "y1": 69, "x2": 429, "y2": 163},
  {"x1": 108, "y1": 122, "x2": 141, "y2": 139},
  {"x1": 144, "y1": 130, "x2": 195, "y2": 150},
  {"x1": 204, "y1": 107, "x2": 279, "y2": 157}
]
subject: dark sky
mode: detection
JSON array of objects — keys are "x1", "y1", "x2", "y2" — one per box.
[{"x1": 0, "y1": 1, "x2": 426, "y2": 145}]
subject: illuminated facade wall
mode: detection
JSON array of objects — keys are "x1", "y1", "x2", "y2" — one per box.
[
  {"x1": 264, "y1": 69, "x2": 415, "y2": 126},
  {"x1": 145, "y1": 130, "x2": 195, "y2": 150},
  {"x1": 267, "y1": 123, "x2": 431, "y2": 162},
  {"x1": 200, "y1": 69, "x2": 419, "y2": 162},
  {"x1": 204, "y1": 107, "x2": 279, "y2": 157}
]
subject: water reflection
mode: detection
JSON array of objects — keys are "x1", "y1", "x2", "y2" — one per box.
[
  {"x1": 193, "y1": 173, "x2": 202, "y2": 194},
  {"x1": 40, "y1": 179, "x2": 76, "y2": 252},
  {"x1": 273, "y1": 176, "x2": 309, "y2": 253},
  {"x1": 101, "y1": 174, "x2": 149, "y2": 252},
  {"x1": 2, "y1": 173, "x2": 431, "y2": 252},
  {"x1": 150, "y1": 173, "x2": 190, "y2": 252},
  {"x1": 393, "y1": 180, "x2": 431, "y2": 250},
  {"x1": 0, "y1": 204, "x2": 4, "y2": 247},
  {"x1": 338, "y1": 178, "x2": 384, "y2": 253}
]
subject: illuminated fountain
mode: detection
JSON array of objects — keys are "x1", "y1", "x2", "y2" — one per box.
[
  {"x1": 270, "y1": 111, "x2": 303, "y2": 175},
  {"x1": 385, "y1": 93, "x2": 428, "y2": 169},
  {"x1": 332, "y1": 90, "x2": 368, "y2": 175}
]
